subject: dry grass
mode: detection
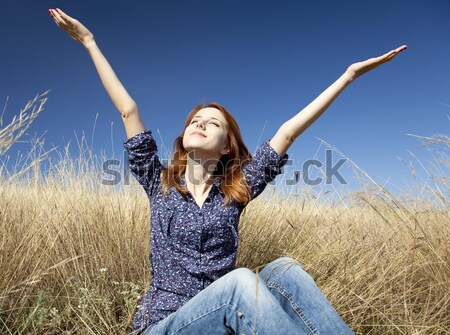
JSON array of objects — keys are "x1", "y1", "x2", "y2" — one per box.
[{"x1": 0, "y1": 94, "x2": 449, "y2": 334}]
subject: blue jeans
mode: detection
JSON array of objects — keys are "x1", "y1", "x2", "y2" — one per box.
[{"x1": 141, "y1": 257, "x2": 354, "y2": 334}]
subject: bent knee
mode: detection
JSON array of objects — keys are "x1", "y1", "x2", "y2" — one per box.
[
  {"x1": 226, "y1": 268, "x2": 260, "y2": 290},
  {"x1": 228, "y1": 267, "x2": 256, "y2": 281},
  {"x1": 260, "y1": 256, "x2": 314, "y2": 283},
  {"x1": 277, "y1": 256, "x2": 297, "y2": 264},
  {"x1": 273, "y1": 256, "x2": 305, "y2": 270}
]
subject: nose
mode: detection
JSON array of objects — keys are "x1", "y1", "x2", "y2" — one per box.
[{"x1": 196, "y1": 120, "x2": 206, "y2": 129}]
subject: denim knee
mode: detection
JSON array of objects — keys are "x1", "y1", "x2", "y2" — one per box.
[
  {"x1": 262, "y1": 256, "x2": 305, "y2": 271},
  {"x1": 275, "y1": 256, "x2": 305, "y2": 269},
  {"x1": 259, "y1": 256, "x2": 312, "y2": 284},
  {"x1": 225, "y1": 267, "x2": 260, "y2": 289},
  {"x1": 272, "y1": 256, "x2": 293, "y2": 264}
]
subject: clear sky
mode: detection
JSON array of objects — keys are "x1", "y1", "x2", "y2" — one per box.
[{"x1": 1, "y1": 0, "x2": 449, "y2": 195}]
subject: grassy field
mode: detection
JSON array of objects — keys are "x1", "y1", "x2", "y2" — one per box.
[{"x1": 1, "y1": 94, "x2": 449, "y2": 334}]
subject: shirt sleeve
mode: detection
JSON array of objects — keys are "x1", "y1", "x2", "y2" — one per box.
[
  {"x1": 243, "y1": 139, "x2": 289, "y2": 201},
  {"x1": 123, "y1": 130, "x2": 162, "y2": 195}
]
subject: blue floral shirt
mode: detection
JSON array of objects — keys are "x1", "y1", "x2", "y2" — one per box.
[{"x1": 123, "y1": 130, "x2": 289, "y2": 334}]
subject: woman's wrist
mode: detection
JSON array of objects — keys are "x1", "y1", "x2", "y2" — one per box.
[
  {"x1": 341, "y1": 70, "x2": 355, "y2": 85},
  {"x1": 82, "y1": 35, "x2": 96, "y2": 50}
]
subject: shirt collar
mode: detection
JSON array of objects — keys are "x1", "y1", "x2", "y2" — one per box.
[{"x1": 179, "y1": 174, "x2": 223, "y2": 193}]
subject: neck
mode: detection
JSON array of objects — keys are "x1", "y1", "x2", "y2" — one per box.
[{"x1": 184, "y1": 153, "x2": 219, "y2": 195}]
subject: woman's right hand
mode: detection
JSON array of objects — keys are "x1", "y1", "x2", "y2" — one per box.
[{"x1": 49, "y1": 8, "x2": 95, "y2": 48}]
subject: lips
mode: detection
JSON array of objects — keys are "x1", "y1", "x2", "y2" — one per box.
[{"x1": 191, "y1": 131, "x2": 207, "y2": 138}]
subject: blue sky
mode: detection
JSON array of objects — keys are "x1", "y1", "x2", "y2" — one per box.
[{"x1": 1, "y1": 1, "x2": 449, "y2": 195}]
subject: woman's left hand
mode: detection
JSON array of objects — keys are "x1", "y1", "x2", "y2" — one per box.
[
  {"x1": 49, "y1": 8, "x2": 95, "y2": 48},
  {"x1": 345, "y1": 45, "x2": 407, "y2": 81}
]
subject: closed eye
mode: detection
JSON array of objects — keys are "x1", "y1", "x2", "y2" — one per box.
[{"x1": 190, "y1": 120, "x2": 220, "y2": 127}]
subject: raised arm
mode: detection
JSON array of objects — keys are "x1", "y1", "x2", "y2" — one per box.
[
  {"x1": 269, "y1": 45, "x2": 408, "y2": 156},
  {"x1": 49, "y1": 8, "x2": 145, "y2": 138}
]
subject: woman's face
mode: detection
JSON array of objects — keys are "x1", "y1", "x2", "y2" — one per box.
[{"x1": 182, "y1": 107, "x2": 229, "y2": 158}]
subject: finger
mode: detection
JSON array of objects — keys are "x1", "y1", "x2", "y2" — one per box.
[
  {"x1": 382, "y1": 49, "x2": 398, "y2": 59},
  {"x1": 384, "y1": 46, "x2": 407, "y2": 62},
  {"x1": 52, "y1": 10, "x2": 63, "y2": 23},
  {"x1": 49, "y1": 8, "x2": 57, "y2": 20},
  {"x1": 51, "y1": 9, "x2": 67, "y2": 25},
  {"x1": 49, "y1": 10, "x2": 62, "y2": 26},
  {"x1": 50, "y1": 15, "x2": 62, "y2": 28},
  {"x1": 394, "y1": 45, "x2": 408, "y2": 53},
  {"x1": 56, "y1": 8, "x2": 73, "y2": 22},
  {"x1": 55, "y1": 13, "x2": 67, "y2": 26},
  {"x1": 362, "y1": 50, "x2": 392, "y2": 66},
  {"x1": 376, "y1": 48, "x2": 402, "y2": 63},
  {"x1": 386, "y1": 45, "x2": 408, "y2": 58},
  {"x1": 49, "y1": 9, "x2": 60, "y2": 21},
  {"x1": 52, "y1": 14, "x2": 64, "y2": 26}
]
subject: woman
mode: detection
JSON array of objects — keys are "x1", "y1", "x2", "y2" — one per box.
[{"x1": 49, "y1": 8, "x2": 406, "y2": 335}]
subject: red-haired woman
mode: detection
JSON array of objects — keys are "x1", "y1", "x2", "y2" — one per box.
[{"x1": 50, "y1": 8, "x2": 406, "y2": 335}]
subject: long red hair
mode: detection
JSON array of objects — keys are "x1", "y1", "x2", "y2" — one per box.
[{"x1": 160, "y1": 102, "x2": 252, "y2": 206}]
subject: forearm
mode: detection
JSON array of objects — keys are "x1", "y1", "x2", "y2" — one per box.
[
  {"x1": 84, "y1": 38, "x2": 138, "y2": 117},
  {"x1": 283, "y1": 71, "x2": 353, "y2": 140}
]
